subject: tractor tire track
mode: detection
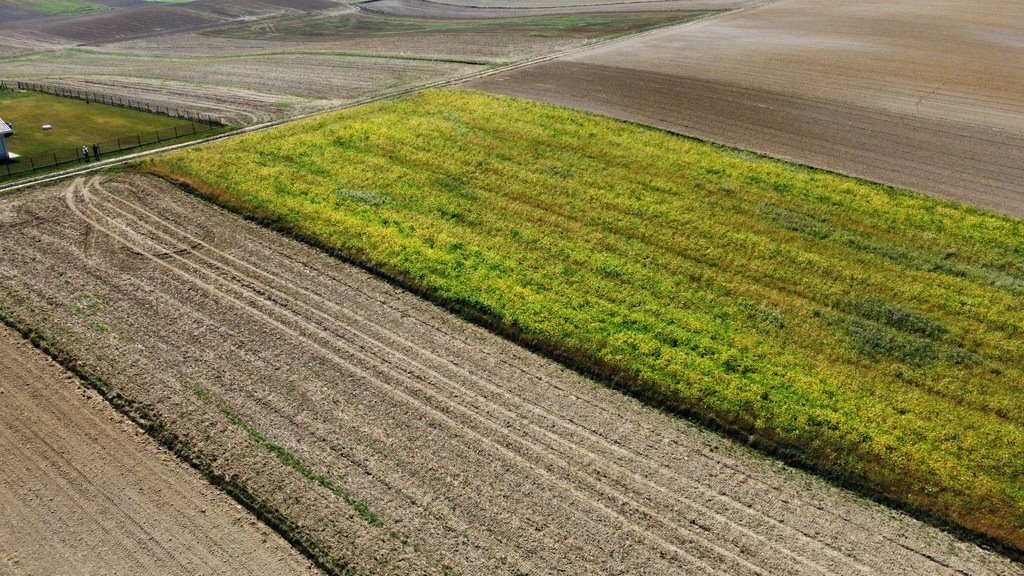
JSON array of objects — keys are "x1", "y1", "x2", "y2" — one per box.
[
  {"x1": 89, "y1": 176, "x2": 865, "y2": 576},
  {"x1": 0, "y1": 174, "x2": 1019, "y2": 575}
]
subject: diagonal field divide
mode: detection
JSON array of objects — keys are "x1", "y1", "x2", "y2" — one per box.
[
  {"x1": 0, "y1": 324, "x2": 321, "y2": 575},
  {"x1": 0, "y1": 4, "x2": 747, "y2": 196},
  {"x1": 0, "y1": 173, "x2": 1019, "y2": 573},
  {"x1": 465, "y1": 0, "x2": 1024, "y2": 219}
]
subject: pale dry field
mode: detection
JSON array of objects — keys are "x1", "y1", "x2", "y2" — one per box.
[
  {"x1": 0, "y1": 174, "x2": 1020, "y2": 574},
  {"x1": 469, "y1": 0, "x2": 1024, "y2": 217},
  {"x1": 0, "y1": 324, "x2": 321, "y2": 576},
  {"x1": 0, "y1": 0, "x2": 730, "y2": 125}
]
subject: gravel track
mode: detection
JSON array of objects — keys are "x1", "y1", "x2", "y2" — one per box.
[
  {"x1": 467, "y1": 0, "x2": 1024, "y2": 218},
  {"x1": 1, "y1": 174, "x2": 1020, "y2": 574},
  {"x1": 0, "y1": 325, "x2": 321, "y2": 576}
]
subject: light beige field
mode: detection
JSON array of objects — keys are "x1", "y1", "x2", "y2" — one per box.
[
  {"x1": 469, "y1": 0, "x2": 1024, "y2": 217},
  {"x1": 0, "y1": 324, "x2": 321, "y2": 576}
]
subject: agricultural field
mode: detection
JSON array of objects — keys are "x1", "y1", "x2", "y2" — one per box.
[
  {"x1": 2, "y1": 0, "x2": 1023, "y2": 573},
  {"x1": 0, "y1": 0, "x2": 727, "y2": 124},
  {"x1": 468, "y1": 0, "x2": 1024, "y2": 218},
  {"x1": 0, "y1": 324, "x2": 320, "y2": 575},
  {"x1": 146, "y1": 89, "x2": 1024, "y2": 554},
  {"x1": 0, "y1": 173, "x2": 1019, "y2": 574}
]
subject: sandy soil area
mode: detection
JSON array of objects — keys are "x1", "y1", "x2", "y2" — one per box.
[
  {"x1": 468, "y1": 0, "x2": 1024, "y2": 218},
  {"x1": 0, "y1": 174, "x2": 1019, "y2": 574},
  {"x1": 0, "y1": 324, "x2": 321, "y2": 575}
]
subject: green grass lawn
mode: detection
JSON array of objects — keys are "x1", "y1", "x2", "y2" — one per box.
[
  {"x1": 0, "y1": 90, "x2": 204, "y2": 159},
  {"x1": 4, "y1": 0, "x2": 106, "y2": 15},
  {"x1": 144, "y1": 89, "x2": 1024, "y2": 551}
]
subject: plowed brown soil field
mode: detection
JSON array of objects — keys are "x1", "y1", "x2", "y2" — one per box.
[
  {"x1": 468, "y1": 0, "x2": 1024, "y2": 218},
  {"x1": 1, "y1": 174, "x2": 1020, "y2": 575},
  {"x1": 0, "y1": 324, "x2": 321, "y2": 575}
]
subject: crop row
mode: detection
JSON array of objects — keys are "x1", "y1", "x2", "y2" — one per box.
[{"x1": 146, "y1": 89, "x2": 1024, "y2": 551}]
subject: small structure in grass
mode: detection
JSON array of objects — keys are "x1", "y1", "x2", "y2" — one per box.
[{"x1": 0, "y1": 118, "x2": 17, "y2": 162}]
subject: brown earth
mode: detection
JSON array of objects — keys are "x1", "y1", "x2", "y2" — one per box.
[
  {"x1": 358, "y1": 0, "x2": 747, "y2": 18},
  {"x1": 0, "y1": 0, "x2": 741, "y2": 125},
  {"x1": 0, "y1": 324, "x2": 322, "y2": 575},
  {"x1": 467, "y1": 0, "x2": 1024, "y2": 219},
  {"x1": 0, "y1": 173, "x2": 1020, "y2": 575}
]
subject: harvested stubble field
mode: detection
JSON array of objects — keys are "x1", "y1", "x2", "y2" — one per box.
[
  {"x1": 0, "y1": 324, "x2": 321, "y2": 575},
  {"x1": 0, "y1": 173, "x2": 1020, "y2": 575},
  {"x1": 146, "y1": 89, "x2": 1024, "y2": 554},
  {"x1": 0, "y1": 0, "x2": 728, "y2": 124},
  {"x1": 468, "y1": 0, "x2": 1024, "y2": 218}
]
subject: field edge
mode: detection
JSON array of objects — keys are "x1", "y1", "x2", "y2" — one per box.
[
  {"x1": 142, "y1": 162, "x2": 1024, "y2": 564},
  {"x1": 0, "y1": 301, "x2": 351, "y2": 576}
]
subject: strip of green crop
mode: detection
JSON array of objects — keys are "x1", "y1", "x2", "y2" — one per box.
[
  {"x1": 145, "y1": 88, "x2": 1024, "y2": 552},
  {"x1": 190, "y1": 384, "x2": 417, "y2": 551},
  {"x1": 0, "y1": 296, "x2": 352, "y2": 576}
]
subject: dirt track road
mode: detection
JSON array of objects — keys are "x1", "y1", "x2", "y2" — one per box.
[
  {"x1": 0, "y1": 175, "x2": 1021, "y2": 574},
  {"x1": 0, "y1": 324, "x2": 321, "y2": 575},
  {"x1": 467, "y1": 0, "x2": 1024, "y2": 218}
]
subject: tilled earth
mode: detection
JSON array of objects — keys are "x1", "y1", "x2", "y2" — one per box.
[
  {"x1": 0, "y1": 325, "x2": 321, "y2": 575},
  {"x1": 467, "y1": 0, "x2": 1024, "y2": 219},
  {"x1": 0, "y1": 0, "x2": 739, "y2": 126},
  {"x1": 0, "y1": 174, "x2": 1020, "y2": 574}
]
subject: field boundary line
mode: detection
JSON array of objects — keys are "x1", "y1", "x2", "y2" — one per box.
[
  {"x1": 0, "y1": 3, "x2": 757, "y2": 195},
  {"x1": 68, "y1": 176, "x2": 738, "y2": 574},
  {"x1": 92, "y1": 176, "x2": 870, "y2": 575},
  {"x1": 88, "y1": 177, "x2": 859, "y2": 575}
]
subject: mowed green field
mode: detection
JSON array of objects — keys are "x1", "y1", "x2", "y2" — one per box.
[
  {"x1": 3, "y1": 0, "x2": 104, "y2": 15},
  {"x1": 0, "y1": 90, "x2": 199, "y2": 158},
  {"x1": 145, "y1": 89, "x2": 1024, "y2": 550}
]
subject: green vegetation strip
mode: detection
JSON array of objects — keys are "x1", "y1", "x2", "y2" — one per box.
[
  {"x1": 191, "y1": 385, "x2": 402, "y2": 543},
  {"x1": 0, "y1": 298, "x2": 349, "y2": 576},
  {"x1": 6, "y1": 0, "x2": 106, "y2": 15},
  {"x1": 146, "y1": 89, "x2": 1024, "y2": 551}
]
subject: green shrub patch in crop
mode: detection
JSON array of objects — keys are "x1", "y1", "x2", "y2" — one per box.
[{"x1": 146, "y1": 89, "x2": 1024, "y2": 551}]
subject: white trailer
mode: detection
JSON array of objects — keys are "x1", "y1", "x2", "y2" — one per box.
[{"x1": 0, "y1": 119, "x2": 16, "y2": 161}]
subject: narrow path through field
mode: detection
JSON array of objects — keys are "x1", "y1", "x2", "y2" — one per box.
[
  {"x1": 0, "y1": 324, "x2": 321, "y2": 576},
  {"x1": 0, "y1": 175, "x2": 1019, "y2": 574}
]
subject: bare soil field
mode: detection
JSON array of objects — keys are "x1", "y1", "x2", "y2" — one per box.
[
  {"x1": 0, "y1": 324, "x2": 321, "y2": 575},
  {"x1": 0, "y1": 0, "x2": 733, "y2": 125},
  {"x1": 468, "y1": 0, "x2": 1024, "y2": 218},
  {"x1": 0, "y1": 53, "x2": 480, "y2": 124},
  {"x1": 359, "y1": 0, "x2": 746, "y2": 18},
  {"x1": 0, "y1": 173, "x2": 1020, "y2": 574}
]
